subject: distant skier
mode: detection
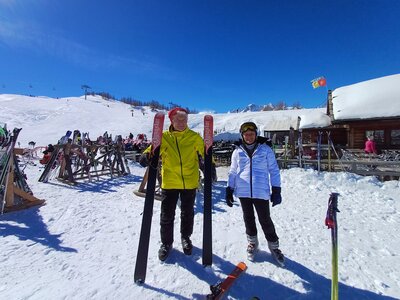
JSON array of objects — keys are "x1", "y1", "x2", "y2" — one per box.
[
  {"x1": 40, "y1": 151, "x2": 51, "y2": 165},
  {"x1": 225, "y1": 122, "x2": 285, "y2": 266},
  {"x1": 0, "y1": 126, "x2": 7, "y2": 146},
  {"x1": 39, "y1": 144, "x2": 55, "y2": 165}
]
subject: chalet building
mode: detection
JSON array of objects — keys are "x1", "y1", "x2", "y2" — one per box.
[
  {"x1": 261, "y1": 108, "x2": 330, "y2": 144},
  {"x1": 213, "y1": 73, "x2": 400, "y2": 155},
  {"x1": 327, "y1": 74, "x2": 400, "y2": 151}
]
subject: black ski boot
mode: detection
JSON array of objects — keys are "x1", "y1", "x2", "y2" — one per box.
[
  {"x1": 181, "y1": 236, "x2": 193, "y2": 255},
  {"x1": 158, "y1": 244, "x2": 172, "y2": 261},
  {"x1": 268, "y1": 241, "x2": 285, "y2": 267}
]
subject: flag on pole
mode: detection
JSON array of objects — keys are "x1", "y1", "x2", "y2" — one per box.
[{"x1": 311, "y1": 77, "x2": 327, "y2": 89}]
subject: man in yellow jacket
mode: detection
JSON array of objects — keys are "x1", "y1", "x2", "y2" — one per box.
[{"x1": 141, "y1": 107, "x2": 204, "y2": 261}]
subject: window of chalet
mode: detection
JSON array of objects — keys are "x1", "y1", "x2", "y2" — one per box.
[
  {"x1": 301, "y1": 132, "x2": 313, "y2": 144},
  {"x1": 365, "y1": 130, "x2": 384, "y2": 144},
  {"x1": 391, "y1": 129, "x2": 400, "y2": 145},
  {"x1": 264, "y1": 131, "x2": 287, "y2": 145}
]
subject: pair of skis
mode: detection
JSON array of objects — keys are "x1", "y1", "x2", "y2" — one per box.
[
  {"x1": 133, "y1": 113, "x2": 246, "y2": 298},
  {"x1": 134, "y1": 113, "x2": 214, "y2": 284},
  {"x1": 38, "y1": 130, "x2": 72, "y2": 183},
  {"x1": 1, "y1": 128, "x2": 22, "y2": 214}
]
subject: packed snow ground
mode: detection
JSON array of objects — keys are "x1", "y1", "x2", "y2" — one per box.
[{"x1": 1, "y1": 94, "x2": 400, "y2": 299}]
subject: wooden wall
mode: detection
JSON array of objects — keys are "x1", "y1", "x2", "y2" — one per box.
[{"x1": 341, "y1": 119, "x2": 400, "y2": 150}]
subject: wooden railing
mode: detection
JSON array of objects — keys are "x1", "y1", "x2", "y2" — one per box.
[{"x1": 277, "y1": 158, "x2": 400, "y2": 180}]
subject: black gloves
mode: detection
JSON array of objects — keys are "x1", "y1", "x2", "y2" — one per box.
[
  {"x1": 225, "y1": 187, "x2": 234, "y2": 207},
  {"x1": 270, "y1": 186, "x2": 282, "y2": 207},
  {"x1": 225, "y1": 186, "x2": 281, "y2": 207},
  {"x1": 139, "y1": 153, "x2": 149, "y2": 167},
  {"x1": 198, "y1": 155, "x2": 205, "y2": 172}
]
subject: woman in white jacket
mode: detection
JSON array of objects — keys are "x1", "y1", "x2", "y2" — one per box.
[{"x1": 226, "y1": 122, "x2": 284, "y2": 266}]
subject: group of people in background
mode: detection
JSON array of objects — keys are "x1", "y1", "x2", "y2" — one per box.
[{"x1": 139, "y1": 107, "x2": 285, "y2": 266}]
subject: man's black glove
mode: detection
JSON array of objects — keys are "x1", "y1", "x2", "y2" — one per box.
[
  {"x1": 225, "y1": 187, "x2": 234, "y2": 207},
  {"x1": 139, "y1": 153, "x2": 149, "y2": 167},
  {"x1": 198, "y1": 155, "x2": 205, "y2": 172},
  {"x1": 270, "y1": 186, "x2": 282, "y2": 207}
]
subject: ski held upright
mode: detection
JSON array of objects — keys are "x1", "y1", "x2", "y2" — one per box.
[
  {"x1": 202, "y1": 114, "x2": 214, "y2": 266},
  {"x1": 134, "y1": 112, "x2": 165, "y2": 284}
]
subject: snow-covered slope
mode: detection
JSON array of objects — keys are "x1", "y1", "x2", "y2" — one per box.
[
  {"x1": 0, "y1": 94, "x2": 162, "y2": 146},
  {"x1": 0, "y1": 94, "x2": 330, "y2": 147}
]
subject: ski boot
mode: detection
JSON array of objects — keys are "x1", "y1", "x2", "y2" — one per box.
[
  {"x1": 268, "y1": 240, "x2": 285, "y2": 267},
  {"x1": 247, "y1": 235, "x2": 259, "y2": 261},
  {"x1": 158, "y1": 244, "x2": 172, "y2": 261},
  {"x1": 181, "y1": 236, "x2": 193, "y2": 255}
]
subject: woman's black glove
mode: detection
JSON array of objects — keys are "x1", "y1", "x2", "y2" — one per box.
[
  {"x1": 225, "y1": 187, "x2": 234, "y2": 207},
  {"x1": 270, "y1": 186, "x2": 282, "y2": 207}
]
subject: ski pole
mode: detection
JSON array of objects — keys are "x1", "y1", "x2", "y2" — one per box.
[{"x1": 325, "y1": 192, "x2": 340, "y2": 300}]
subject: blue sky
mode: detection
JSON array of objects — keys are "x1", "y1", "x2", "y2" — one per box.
[{"x1": 1, "y1": 0, "x2": 399, "y2": 112}]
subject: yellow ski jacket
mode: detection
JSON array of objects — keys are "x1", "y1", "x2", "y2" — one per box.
[{"x1": 146, "y1": 126, "x2": 204, "y2": 189}]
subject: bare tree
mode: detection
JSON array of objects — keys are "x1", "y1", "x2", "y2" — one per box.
[
  {"x1": 292, "y1": 100, "x2": 302, "y2": 109},
  {"x1": 275, "y1": 100, "x2": 287, "y2": 111}
]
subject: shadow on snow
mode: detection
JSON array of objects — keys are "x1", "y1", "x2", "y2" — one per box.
[
  {"x1": 44, "y1": 173, "x2": 142, "y2": 194},
  {"x1": 142, "y1": 180, "x2": 396, "y2": 300},
  {"x1": 0, "y1": 207, "x2": 77, "y2": 252},
  {"x1": 142, "y1": 248, "x2": 397, "y2": 300}
]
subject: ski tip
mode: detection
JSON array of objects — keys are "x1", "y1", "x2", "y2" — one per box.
[
  {"x1": 238, "y1": 261, "x2": 247, "y2": 271},
  {"x1": 154, "y1": 112, "x2": 165, "y2": 119}
]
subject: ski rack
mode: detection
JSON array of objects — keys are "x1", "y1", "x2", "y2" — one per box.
[
  {"x1": 39, "y1": 135, "x2": 131, "y2": 185},
  {"x1": 1, "y1": 128, "x2": 45, "y2": 214}
]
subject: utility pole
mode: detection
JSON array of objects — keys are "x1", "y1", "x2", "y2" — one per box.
[{"x1": 81, "y1": 85, "x2": 91, "y2": 100}]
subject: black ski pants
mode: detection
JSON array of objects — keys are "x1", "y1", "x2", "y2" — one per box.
[
  {"x1": 239, "y1": 197, "x2": 279, "y2": 243},
  {"x1": 160, "y1": 189, "x2": 196, "y2": 246}
]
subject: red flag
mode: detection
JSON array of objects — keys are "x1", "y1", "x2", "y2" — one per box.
[
  {"x1": 318, "y1": 77, "x2": 327, "y2": 87},
  {"x1": 311, "y1": 76, "x2": 327, "y2": 89}
]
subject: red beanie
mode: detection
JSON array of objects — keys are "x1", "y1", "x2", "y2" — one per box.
[{"x1": 168, "y1": 107, "x2": 188, "y2": 121}]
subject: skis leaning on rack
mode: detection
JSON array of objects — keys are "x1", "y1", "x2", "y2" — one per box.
[
  {"x1": 134, "y1": 112, "x2": 165, "y2": 284},
  {"x1": 38, "y1": 130, "x2": 72, "y2": 183},
  {"x1": 202, "y1": 115, "x2": 214, "y2": 266}
]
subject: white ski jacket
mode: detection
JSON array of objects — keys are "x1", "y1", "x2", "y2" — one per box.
[{"x1": 227, "y1": 143, "x2": 281, "y2": 201}]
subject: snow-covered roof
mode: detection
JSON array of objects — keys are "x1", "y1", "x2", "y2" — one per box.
[
  {"x1": 190, "y1": 108, "x2": 331, "y2": 139},
  {"x1": 332, "y1": 74, "x2": 400, "y2": 120}
]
